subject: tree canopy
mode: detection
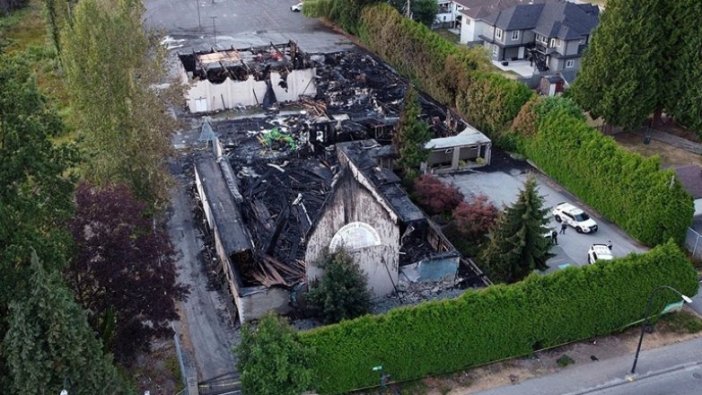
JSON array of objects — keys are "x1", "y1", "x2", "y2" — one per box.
[
  {"x1": 4, "y1": 251, "x2": 129, "y2": 395},
  {"x1": 236, "y1": 314, "x2": 313, "y2": 395},
  {"x1": 479, "y1": 176, "x2": 551, "y2": 283},
  {"x1": 394, "y1": 86, "x2": 431, "y2": 182},
  {"x1": 306, "y1": 250, "x2": 372, "y2": 324},
  {"x1": 0, "y1": 55, "x2": 78, "y2": 388},
  {"x1": 572, "y1": 0, "x2": 702, "y2": 132},
  {"x1": 67, "y1": 182, "x2": 189, "y2": 364},
  {"x1": 62, "y1": 0, "x2": 180, "y2": 208}
]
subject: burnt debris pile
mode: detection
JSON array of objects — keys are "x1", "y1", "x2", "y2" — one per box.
[{"x1": 179, "y1": 40, "x2": 312, "y2": 83}]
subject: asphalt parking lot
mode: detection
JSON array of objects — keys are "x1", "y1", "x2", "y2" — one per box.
[
  {"x1": 145, "y1": 0, "x2": 352, "y2": 53},
  {"x1": 442, "y1": 151, "x2": 647, "y2": 272}
]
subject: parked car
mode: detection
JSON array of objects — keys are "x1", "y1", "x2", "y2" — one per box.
[
  {"x1": 552, "y1": 202, "x2": 598, "y2": 233},
  {"x1": 291, "y1": 2, "x2": 303, "y2": 11},
  {"x1": 587, "y1": 244, "x2": 613, "y2": 264}
]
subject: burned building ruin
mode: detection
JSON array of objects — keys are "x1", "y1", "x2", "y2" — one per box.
[
  {"x1": 179, "y1": 41, "x2": 316, "y2": 113},
  {"x1": 192, "y1": 49, "x2": 491, "y2": 322}
]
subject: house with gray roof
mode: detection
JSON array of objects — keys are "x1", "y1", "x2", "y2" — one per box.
[{"x1": 478, "y1": 0, "x2": 599, "y2": 77}]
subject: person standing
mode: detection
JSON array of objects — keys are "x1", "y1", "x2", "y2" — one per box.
[
  {"x1": 551, "y1": 230, "x2": 558, "y2": 245},
  {"x1": 607, "y1": 240, "x2": 612, "y2": 250},
  {"x1": 560, "y1": 223, "x2": 567, "y2": 234}
]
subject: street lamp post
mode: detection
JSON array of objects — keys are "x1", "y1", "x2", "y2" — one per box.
[{"x1": 630, "y1": 285, "x2": 693, "y2": 374}]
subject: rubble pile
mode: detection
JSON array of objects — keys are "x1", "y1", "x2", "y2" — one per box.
[
  {"x1": 236, "y1": 153, "x2": 338, "y2": 267},
  {"x1": 179, "y1": 40, "x2": 312, "y2": 83},
  {"x1": 371, "y1": 278, "x2": 468, "y2": 314}
]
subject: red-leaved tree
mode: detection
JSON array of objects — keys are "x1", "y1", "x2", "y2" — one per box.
[
  {"x1": 413, "y1": 174, "x2": 464, "y2": 215},
  {"x1": 452, "y1": 194, "x2": 500, "y2": 241},
  {"x1": 67, "y1": 182, "x2": 189, "y2": 365}
]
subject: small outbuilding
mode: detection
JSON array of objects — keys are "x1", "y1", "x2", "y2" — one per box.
[{"x1": 422, "y1": 124, "x2": 491, "y2": 174}]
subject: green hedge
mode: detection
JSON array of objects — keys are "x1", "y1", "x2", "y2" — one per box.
[
  {"x1": 521, "y1": 98, "x2": 693, "y2": 246},
  {"x1": 302, "y1": 242, "x2": 698, "y2": 393}
]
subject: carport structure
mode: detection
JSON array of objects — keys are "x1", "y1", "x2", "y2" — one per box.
[{"x1": 423, "y1": 124, "x2": 492, "y2": 174}]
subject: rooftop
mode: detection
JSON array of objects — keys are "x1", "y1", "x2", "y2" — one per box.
[{"x1": 425, "y1": 125, "x2": 491, "y2": 150}]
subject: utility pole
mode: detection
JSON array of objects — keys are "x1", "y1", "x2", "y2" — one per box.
[
  {"x1": 405, "y1": 0, "x2": 412, "y2": 19},
  {"x1": 211, "y1": 16, "x2": 217, "y2": 48},
  {"x1": 195, "y1": 0, "x2": 201, "y2": 31}
]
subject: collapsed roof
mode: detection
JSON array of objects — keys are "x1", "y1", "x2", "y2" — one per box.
[{"x1": 179, "y1": 41, "x2": 312, "y2": 83}]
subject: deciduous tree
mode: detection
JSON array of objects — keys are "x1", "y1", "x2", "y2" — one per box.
[
  {"x1": 236, "y1": 314, "x2": 313, "y2": 395},
  {"x1": 67, "y1": 182, "x2": 189, "y2": 364},
  {"x1": 413, "y1": 174, "x2": 464, "y2": 215},
  {"x1": 479, "y1": 177, "x2": 551, "y2": 283},
  {"x1": 306, "y1": 250, "x2": 372, "y2": 324},
  {"x1": 394, "y1": 86, "x2": 431, "y2": 181},
  {"x1": 452, "y1": 194, "x2": 499, "y2": 241},
  {"x1": 62, "y1": 0, "x2": 180, "y2": 208},
  {"x1": 4, "y1": 251, "x2": 129, "y2": 395}
]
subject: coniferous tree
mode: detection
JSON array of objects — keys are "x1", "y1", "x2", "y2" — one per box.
[
  {"x1": 667, "y1": 0, "x2": 702, "y2": 131},
  {"x1": 572, "y1": 0, "x2": 667, "y2": 130},
  {"x1": 306, "y1": 251, "x2": 372, "y2": 324},
  {"x1": 394, "y1": 86, "x2": 431, "y2": 182},
  {"x1": 479, "y1": 177, "x2": 551, "y2": 283},
  {"x1": 4, "y1": 252, "x2": 129, "y2": 395},
  {"x1": 0, "y1": 54, "x2": 77, "y2": 386}
]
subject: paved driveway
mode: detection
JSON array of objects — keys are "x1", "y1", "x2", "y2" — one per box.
[
  {"x1": 145, "y1": 0, "x2": 352, "y2": 53},
  {"x1": 443, "y1": 152, "x2": 647, "y2": 271}
]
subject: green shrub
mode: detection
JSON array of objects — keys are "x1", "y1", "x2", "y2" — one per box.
[
  {"x1": 522, "y1": 98, "x2": 693, "y2": 245},
  {"x1": 301, "y1": 242, "x2": 698, "y2": 393},
  {"x1": 556, "y1": 354, "x2": 575, "y2": 368}
]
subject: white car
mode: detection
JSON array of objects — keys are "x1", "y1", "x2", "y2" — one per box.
[
  {"x1": 291, "y1": 2, "x2": 303, "y2": 11},
  {"x1": 552, "y1": 202, "x2": 598, "y2": 234},
  {"x1": 587, "y1": 244, "x2": 613, "y2": 264}
]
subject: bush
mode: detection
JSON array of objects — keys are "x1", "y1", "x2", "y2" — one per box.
[
  {"x1": 302, "y1": 241, "x2": 698, "y2": 393},
  {"x1": 413, "y1": 174, "x2": 464, "y2": 215},
  {"x1": 452, "y1": 194, "x2": 499, "y2": 241},
  {"x1": 236, "y1": 314, "x2": 313, "y2": 395},
  {"x1": 306, "y1": 251, "x2": 372, "y2": 324},
  {"x1": 522, "y1": 97, "x2": 693, "y2": 245}
]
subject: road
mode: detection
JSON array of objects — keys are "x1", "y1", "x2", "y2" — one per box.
[
  {"x1": 475, "y1": 336, "x2": 702, "y2": 395},
  {"x1": 446, "y1": 151, "x2": 647, "y2": 270},
  {"x1": 145, "y1": 0, "x2": 351, "y2": 53},
  {"x1": 167, "y1": 149, "x2": 239, "y2": 382}
]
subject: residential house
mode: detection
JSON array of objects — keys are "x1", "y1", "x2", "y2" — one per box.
[
  {"x1": 457, "y1": 0, "x2": 549, "y2": 45},
  {"x1": 479, "y1": 0, "x2": 599, "y2": 78}
]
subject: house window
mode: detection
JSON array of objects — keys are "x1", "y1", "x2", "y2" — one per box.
[
  {"x1": 550, "y1": 38, "x2": 557, "y2": 48},
  {"x1": 495, "y1": 28, "x2": 503, "y2": 40},
  {"x1": 565, "y1": 59, "x2": 575, "y2": 68},
  {"x1": 536, "y1": 34, "x2": 547, "y2": 44},
  {"x1": 511, "y1": 30, "x2": 520, "y2": 40}
]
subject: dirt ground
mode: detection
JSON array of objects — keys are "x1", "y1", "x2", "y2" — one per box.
[
  {"x1": 385, "y1": 310, "x2": 702, "y2": 395},
  {"x1": 612, "y1": 132, "x2": 702, "y2": 167},
  {"x1": 129, "y1": 338, "x2": 183, "y2": 395}
]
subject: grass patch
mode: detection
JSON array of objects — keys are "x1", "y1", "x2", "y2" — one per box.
[
  {"x1": 1, "y1": 0, "x2": 72, "y2": 117},
  {"x1": 662, "y1": 311, "x2": 702, "y2": 334}
]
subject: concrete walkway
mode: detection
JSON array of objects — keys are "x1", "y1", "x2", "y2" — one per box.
[
  {"x1": 475, "y1": 336, "x2": 702, "y2": 395},
  {"x1": 648, "y1": 130, "x2": 702, "y2": 155}
]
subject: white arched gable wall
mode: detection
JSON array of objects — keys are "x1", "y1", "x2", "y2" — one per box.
[{"x1": 329, "y1": 222, "x2": 382, "y2": 252}]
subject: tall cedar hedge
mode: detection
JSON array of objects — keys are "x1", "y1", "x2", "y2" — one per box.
[
  {"x1": 520, "y1": 98, "x2": 693, "y2": 245},
  {"x1": 301, "y1": 241, "x2": 698, "y2": 393}
]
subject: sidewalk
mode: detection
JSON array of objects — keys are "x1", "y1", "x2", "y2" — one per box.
[
  {"x1": 648, "y1": 130, "x2": 702, "y2": 155},
  {"x1": 474, "y1": 336, "x2": 702, "y2": 395}
]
